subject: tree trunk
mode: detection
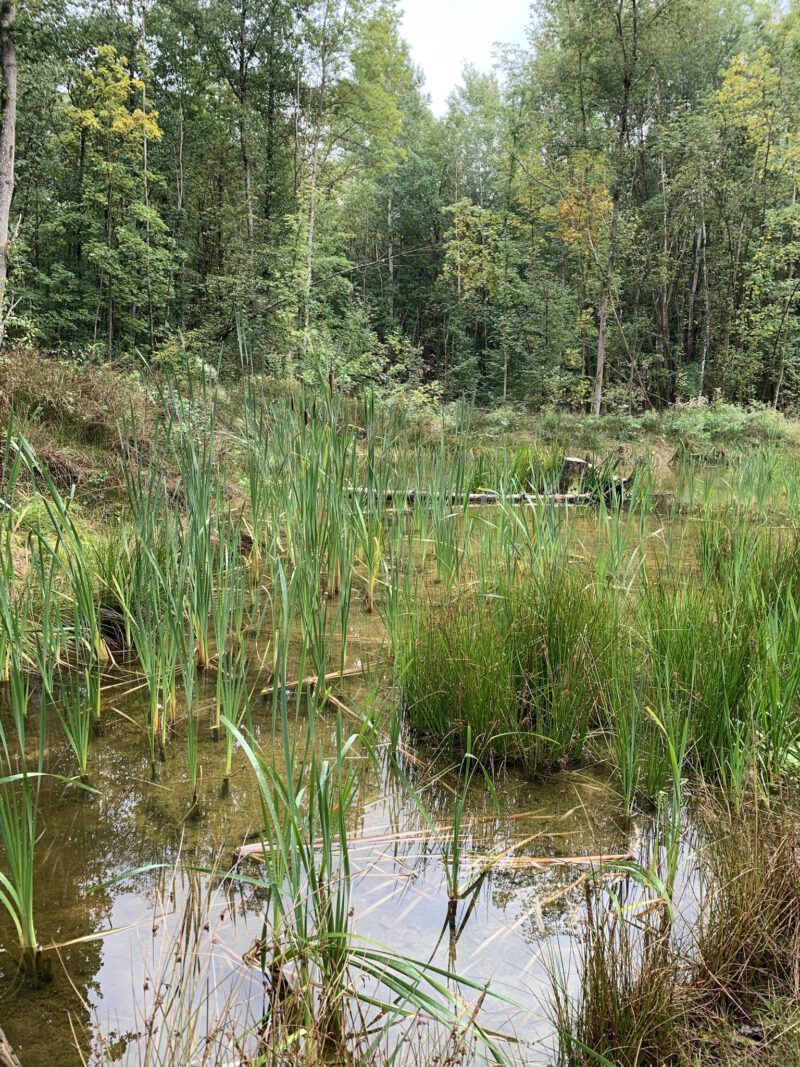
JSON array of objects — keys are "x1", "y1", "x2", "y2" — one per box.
[
  {"x1": 592, "y1": 0, "x2": 633, "y2": 416},
  {"x1": 771, "y1": 270, "x2": 799, "y2": 410},
  {"x1": 239, "y1": 4, "x2": 254, "y2": 242},
  {"x1": 698, "y1": 221, "x2": 710, "y2": 398},
  {"x1": 0, "y1": 1, "x2": 16, "y2": 346},
  {"x1": 686, "y1": 222, "x2": 703, "y2": 363},
  {"x1": 592, "y1": 191, "x2": 621, "y2": 416},
  {"x1": 387, "y1": 195, "x2": 394, "y2": 321}
]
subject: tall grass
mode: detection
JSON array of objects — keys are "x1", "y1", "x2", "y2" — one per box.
[
  {"x1": 402, "y1": 563, "x2": 617, "y2": 774},
  {"x1": 548, "y1": 882, "x2": 684, "y2": 1067},
  {"x1": 56, "y1": 666, "x2": 97, "y2": 785},
  {"x1": 0, "y1": 666, "x2": 43, "y2": 973}
]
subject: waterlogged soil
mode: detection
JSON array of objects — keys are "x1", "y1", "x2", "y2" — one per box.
[{"x1": 0, "y1": 504, "x2": 721, "y2": 1066}]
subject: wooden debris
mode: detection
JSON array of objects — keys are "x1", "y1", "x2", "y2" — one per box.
[
  {"x1": 345, "y1": 488, "x2": 596, "y2": 507},
  {"x1": 0, "y1": 1027, "x2": 22, "y2": 1067},
  {"x1": 260, "y1": 663, "x2": 366, "y2": 697}
]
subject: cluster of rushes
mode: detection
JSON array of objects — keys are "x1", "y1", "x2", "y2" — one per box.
[{"x1": 1, "y1": 374, "x2": 800, "y2": 1064}]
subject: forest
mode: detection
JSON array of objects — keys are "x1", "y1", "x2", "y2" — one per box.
[{"x1": 2, "y1": 0, "x2": 799, "y2": 412}]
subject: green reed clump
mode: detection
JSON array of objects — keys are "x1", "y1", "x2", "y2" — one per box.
[
  {"x1": 693, "y1": 798, "x2": 800, "y2": 1013},
  {"x1": 510, "y1": 565, "x2": 617, "y2": 772},
  {"x1": 549, "y1": 881, "x2": 685, "y2": 1067},
  {"x1": 402, "y1": 563, "x2": 618, "y2": 772},
  {"x1": 226, "y1": 694, "x2": 512, "y2": 1062},
  {"x1": 0, "y1": 422, "x2": 25, "y2": 680},
  {"x1": 401, "y1": 592, "x2": 519, "y2": 755},
  {"x1": 603, "y1": 632, "x2": 649, "y2": 814},
  {"x1": 17, "y1": 436, "x2": 111, "y2": 666},
  {"x1": 56, "y1": 666, "x2": 99, "y2": 785},
  {"x1": 642, "y1": 575, "x2": 754, "y2": 789}
]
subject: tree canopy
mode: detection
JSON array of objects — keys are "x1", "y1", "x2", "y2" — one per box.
[{"x1": 5, "y1": 0, "x2": 800, "y2": 411}]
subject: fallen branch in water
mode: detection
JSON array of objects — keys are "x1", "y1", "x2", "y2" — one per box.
[
  {"x1": 345, "y1": 487, "x2": 597, "y2": 507},
  {"x1": 0, "y1": 1027, "x2": 22, "y2": 1067},
  {"x1": 466, "y1": 851, "x2": 636, "y2": 871},
  {"x1": 260, "y1": 663, "x2": 366, "y2": 696}
]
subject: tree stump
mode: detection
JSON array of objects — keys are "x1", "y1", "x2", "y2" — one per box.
[{"x1": 559, "y1": 455, "x2": 592, "y2": 492}]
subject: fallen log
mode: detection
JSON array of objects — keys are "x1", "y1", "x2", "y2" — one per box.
[
  {"x1": 345, "y1": 488, "x2": 597, "y2": 507},
  {"x1": 0, "y1": 1027, "x2": 22, "y2": 1067}
]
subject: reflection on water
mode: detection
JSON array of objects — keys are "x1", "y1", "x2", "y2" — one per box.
[{"x1": 0, "y1": 664, "x2": 639, "y2": 1065}]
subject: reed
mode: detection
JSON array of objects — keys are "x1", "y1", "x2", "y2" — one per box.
[
  {"x1": 226, "y1": 703, "x2": 514, "y2": 1062},
  {"x1": 402, "y1": 562, "x2": 617, "y2": 772},
  {"x1": 17, "y1": 436, "x2": 110, "y2": 666},
  {"x1": 693, "y1": 797, "x2": 800, "y2": 1012},
  {"x1": 0, "y1": 666, "x2": 43, "y2": 973},
  {"x1": 0, "y1": 421, "x2": 25, "y2": 681},
  {"x1": 55, "y1": 666, "x2": 97, "y2": 785},
  {"x1": 548, "y1": 882, "x2": 684, "y2": 1067}
]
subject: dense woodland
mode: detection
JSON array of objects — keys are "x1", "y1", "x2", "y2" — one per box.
[{"x1": 2, "y1": 0, "x2": 800, "y2": 412}]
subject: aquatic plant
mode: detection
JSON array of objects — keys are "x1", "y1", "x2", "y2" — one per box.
[
  {"x1": 0, "y1": 667, "x2": 44, "y2": 973},
  {"x1": 56, "y1": 666, "x2": 98, "y2": 785}
]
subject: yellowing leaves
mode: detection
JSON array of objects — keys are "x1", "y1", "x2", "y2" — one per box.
[
  {"x1": 111, "y1": 109, "x2": 162, "y2": 142},
  {"x1": 69, "y1": 44, "x2": 163, "y2": 152},
  {"x1": 717, "y1": 49, "x2": 779, "y2": 149},
  {"x1": 542, "y1": 153, "x2": 612, "y2": 262},
  {"x1": 441, "y1": 201, "x2": 521, "y2": 303},
  {"x1": 717, "y1": 47, "x2": 799, "y2": 179}
]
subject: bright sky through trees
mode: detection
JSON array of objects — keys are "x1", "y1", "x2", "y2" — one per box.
[{"x1": 400, "y1": 0, "x2": 530, "y2": 113}]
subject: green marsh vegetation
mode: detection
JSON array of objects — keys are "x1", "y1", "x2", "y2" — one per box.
[{"x1": 2, "y1": 380, "x2": 800, "y2": 1062}]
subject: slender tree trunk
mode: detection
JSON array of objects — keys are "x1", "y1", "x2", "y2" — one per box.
[
  {"x1": 304, "y1": 8, "x2": 329, "y2": 341},
  {"x1": 264, "y1": 7, "x2": 277, "y2": 224},
  {"x1": 593, "y1": 191, "x2": 621, "y2": 416},
  {"x1": 241, "y1": 114, "x2": 254, "y2": 241},
  {"x1": 592, "y1": 0, "x2": 633, "y2": 416},
  {"x1": 699, "y1": 223, "x2": 710, "y2": 397},
  {"x1": 176, "y1": 100, "x2": 184, "y2": 214},
  {"x1": 239, "y1": 5, "x2": 254, "y2": 242},
  {"x1": 658, "y1": 153, "x2": 671, "y2": 391},
  {"x1": 686, "y1": 222, "x2": 703, "y2": 364},
  {"x1": 304, "y1": 133, "x2": 320, "y2": 333},
  {"x1": 387, "y1": 195, "x2": 394, "y2": 322},
  {"x1": 0, "y1": 1, "x2": 16, "y2": 345},
  {"x1": 106, "y1": 181, "x2": 113, "y2": 357},
  {"x1": 141, "y1": 2, "x2": 155, "y2": 352},
  {"x1": 771, "y1": 269, "x2": 799, "y2": 410}
]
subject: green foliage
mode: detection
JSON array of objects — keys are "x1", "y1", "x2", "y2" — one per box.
[{"x1": 8, "y1": 0, "x2": 800, "y2": 411}]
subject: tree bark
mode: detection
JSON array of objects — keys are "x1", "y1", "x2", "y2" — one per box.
[
  {"x1": 239, "y1": 4, "x2": 254, "y2": 242},
  {"x1": 699, "y1": 218, "x2": 710, "y2": 397},
  {"x1": 0, "y1": 1, "x2": 16, "y2": 346},
  {"x1": 387, "y1": 195, "x2": 394, "y2": 321}
]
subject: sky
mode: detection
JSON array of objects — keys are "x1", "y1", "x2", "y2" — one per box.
[{"x1": 399, "y1": 0, "x2": 531, "y2": 115}]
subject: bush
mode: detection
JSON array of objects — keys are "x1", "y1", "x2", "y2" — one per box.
[{"x1": 661, "y1": 399, "x2": 788, "y2": 457}]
